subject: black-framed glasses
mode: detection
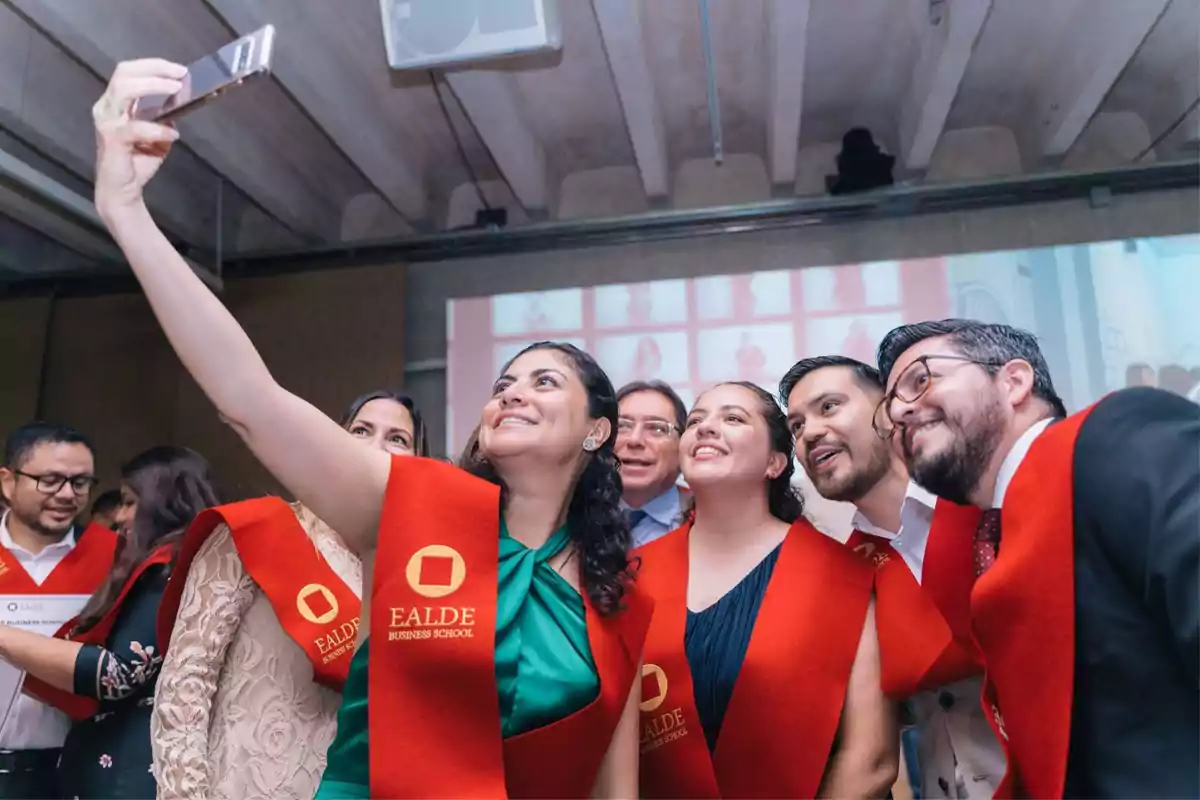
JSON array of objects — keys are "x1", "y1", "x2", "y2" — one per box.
[
  {"x1": 616, "y1": 418, "x2": 678, "y2": 440},
  {"x1": 13, "y1": 470, "x2": 99, "y2": 496},
  {"x1": 872, "y1": 355, "x2": 1005, "y2": 438}
]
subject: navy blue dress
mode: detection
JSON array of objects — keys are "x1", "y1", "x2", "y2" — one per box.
[{"x1": 684, "y1": 545, "x2": 781, "y2": 752}]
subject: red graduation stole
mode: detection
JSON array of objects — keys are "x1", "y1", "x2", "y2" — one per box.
[
  {"x1": 635, "y1": 518, "x2": 874, "y2": 798},
  {"x1": 24, "y1": 543, "x2": 174, "y2": 720},
  {"x1": 156, "y1": 498, "x2": 361, "y2": 689},
  {"x1": 0, "y1": 523, "x2": 118, "y2": 595},
  {"x1": 370, "y1": 456, "x2": 653, "y2": 799},
  {"x1": 846, "y1": 499, "x2": 984, "y2": 699},
  {"x1": 973, "y1": 409, "x2": 1092, "y2": 799}
]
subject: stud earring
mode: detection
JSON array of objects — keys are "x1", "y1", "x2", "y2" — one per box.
[{"x1": 582, "y1": 437, "x2": 598, "y2": 452}]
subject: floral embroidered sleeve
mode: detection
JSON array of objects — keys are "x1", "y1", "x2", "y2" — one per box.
[{"x1": 72, "y1": 564, "x2": 170, "y2": 706}]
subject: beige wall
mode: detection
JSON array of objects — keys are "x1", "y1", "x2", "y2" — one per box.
[{"x1": 0, "y1": 263, "x2": 406, "y2": 500}]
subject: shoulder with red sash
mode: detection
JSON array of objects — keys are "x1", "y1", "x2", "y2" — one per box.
[
  {"x1": 970, "y1": 409, "x2": 1094, "y2": 799},
  {"x1": 371, "y1": 455, "x2": 653, "y2": 799},
  {"x1": 24, "y1": 542, "x2": 173, "y2": 720},
  {"x1": 847, "y1": 499, "x2": 984, "y2": 699},
  {"x1": 0, "y1": 522, "x2": 118, "y2": 595},
  {"x1": 156, "y1": 497, "x2": 361, "y2": 690},
  {"x1": 633, "y1": 516, "x2": 874, "y2": 799}
]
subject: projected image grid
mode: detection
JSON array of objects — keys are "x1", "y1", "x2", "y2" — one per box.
[{"x1": 447, "y1": 234, "x2": 1200, "y2": 458}]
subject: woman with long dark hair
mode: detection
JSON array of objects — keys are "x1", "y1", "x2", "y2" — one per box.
[
  {"x1": 152, "y1": 390, "x2": 428, "y2": 800},
  {"x1": 0, "y1": 446, "x2": 219, "y2": 798},
  {"x1": 92, "y1": 60, "x2": 649, "y2": 799},
  {"x1": 634, "y1": 382, "x2": 897, "y2": 798}
]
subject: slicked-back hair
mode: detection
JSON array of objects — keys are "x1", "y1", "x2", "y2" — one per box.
[
  {"x1": 876, "y1": 319, "x2": 1067, "y2": 418},
  {"x1": 616, "y1": 380, "x2": 688, "y2": 431},
  {"x1": 778, "y1": 355, "x2": 883, "y2": 406}
]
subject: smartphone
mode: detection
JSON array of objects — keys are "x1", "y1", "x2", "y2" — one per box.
[{"x1": 134, "y1": 24, "x2": 276, "y2": 122}]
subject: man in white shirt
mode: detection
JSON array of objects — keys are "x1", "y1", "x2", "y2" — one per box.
[
  {"x1": 615, "y1": 381, "x2": 688, "y2": 547},
  {"x1": 780, "y1": 355, "x2": 1003, "y2": 799},
  {"x1": 0, "y1": 421, "x2": 101, "y2": 799}
]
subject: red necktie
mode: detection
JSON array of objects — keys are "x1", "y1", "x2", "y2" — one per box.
[{"x1": 974, "y1": 509, "x2": 1002, "y2": 577}]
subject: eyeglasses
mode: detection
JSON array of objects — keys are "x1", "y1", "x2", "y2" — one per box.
[
  {"x1": 13, "y1": 470, "x2": 99, "y2": 496},
  {"x1": 616, "y1": 418, "x2": 678, "y2": 440},
  {"x1": 872, "y1": 355, "x2": 1005, "y2": 438}
]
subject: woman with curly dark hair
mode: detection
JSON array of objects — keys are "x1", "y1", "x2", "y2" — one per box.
[
  {"x1": 0, "y1": 446, "x2": 220, "y2": 799},
  {"x1": 634, "y1": 382, "x2": 895, "y2": 798},
  {"x1": 89, "y1": 60, "x2": 647, "y2": 800}
]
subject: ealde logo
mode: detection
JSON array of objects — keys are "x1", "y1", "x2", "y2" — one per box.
[
  {"x1": 640, "y1": 663, "x2": 668, "y2": 712},
  {"x1": 296, "y1": 583, "x2": 339, "y2": 625},
  {"x1": 298, "y1": 583, "x2": 359, "y2": 665},
  {"x1": 405, "y1": 544, "x2": 466, "y2": 598},
  {"x1": 390, "y1": 544, "x2": 475, "y2": 642},
  {"x1": 639, "y1": 663, "x2": 688, "y2": 753}
]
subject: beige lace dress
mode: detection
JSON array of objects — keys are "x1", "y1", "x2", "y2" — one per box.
[{"x1": 151, "y1": 504, "x2": 362, "y2": 799}]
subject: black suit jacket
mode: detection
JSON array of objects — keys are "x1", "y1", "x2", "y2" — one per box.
[{"x1": 1066, "y1": 387, "x2": 1199, "y2": 798}]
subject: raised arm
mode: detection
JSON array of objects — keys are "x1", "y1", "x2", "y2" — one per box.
[
  {"x1": 92, "y1": 60, "x2": 387, "y2": 553},
  {"x1": 590, "y1": 660, "x2": 641, "y2": 799},
  {"x1": 818, "y1": 600, "x2": 900, "y2": 798}
]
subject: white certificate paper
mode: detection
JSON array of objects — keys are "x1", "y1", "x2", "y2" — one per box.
[
  {"x1": 0, "y1": 594, "x2": 90, "y2": 636},
  {"x1": 0, "y1": 594, "x2": 88, "y2": 732}
]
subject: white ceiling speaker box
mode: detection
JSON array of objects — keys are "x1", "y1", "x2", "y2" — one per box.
[{"x1": 380, "y1": 0, "x2": 563, "y2": 70}]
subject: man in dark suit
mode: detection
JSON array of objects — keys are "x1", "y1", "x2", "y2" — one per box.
[{"x1": 873, "y1": 318, "x2": 1198, "y2": 799}]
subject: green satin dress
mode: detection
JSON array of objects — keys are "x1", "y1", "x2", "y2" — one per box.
[{"x1": 315, "y1": 522, "x2": 598, "y2": 798}]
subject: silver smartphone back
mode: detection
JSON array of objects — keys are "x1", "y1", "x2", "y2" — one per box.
[{"x1": 134, "y1": 24, "x2": 275, "y2": 122}]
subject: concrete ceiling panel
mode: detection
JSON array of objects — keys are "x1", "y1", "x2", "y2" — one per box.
[
  {"x1": 799, "y1": 0, "x2": 918, "y2": 150},
  {"x1": 593, "y1": 0, "x2": 668, "y2": 197},
  {"x1": 0, "y1": 3, "x2": 291, "y2": 253},
  {"x1": 1100, "y1": 0, "x2": 1200, "y2": 157},
  {"x1": 899, "y1": 0, "x2": 992, "y2": 170},
  {"x1": 7, "y1": 0, "x2": 385, "y2": 241},
  {"x1": 1029, "y1": 0, "x2": 1171, "y2": 157},
  {"x1": 201, "y1": 0, "x2": 425, "y2": 227},
  {"x1": 765, "y1": 0, "x2": 811, "y2": 186},
  {"x1": 445, "y1": 69, "x2": 553, "y2": 211}
]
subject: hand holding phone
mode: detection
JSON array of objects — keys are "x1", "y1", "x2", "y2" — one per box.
[{"x1": 133, "y1": 24, "x2": 275, "y2": 122}]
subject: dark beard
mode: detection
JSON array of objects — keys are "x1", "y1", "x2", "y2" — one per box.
[
  {"x1": 815, "y1": 442, "x2": 892, "y2": 503},
  {"x1": 907, "y1": 402, "x2": 1004, "y2": 506},
  {"x1": 13, "y1": 505, "x2": 75, "y2": 538}
]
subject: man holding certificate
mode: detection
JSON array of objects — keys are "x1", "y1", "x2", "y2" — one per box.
[{"x1": 0, "y1": 422, "x2": 117, "y2": 799}]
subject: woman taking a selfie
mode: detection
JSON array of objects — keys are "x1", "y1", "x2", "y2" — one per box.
[
  {"x1": 634, "y1": 382, "x2": 897, "y2": 798},
  {"x1": 92, "y1": 59, "x2": 649, "y2": 799},
  {"x1": 0, "y1": 446, "x2": 219, "y2": 799},
  {"x1": 152, "y1": 390, "x2": 428, "y2": 800}
]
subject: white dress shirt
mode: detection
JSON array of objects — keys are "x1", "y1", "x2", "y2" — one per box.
[
  {"x1": 852, "y1": 484, "x2": 1005, "y2": 799},
  {"x1": 992, "y1": 418, "x2": 1054, "y2": 509},
  {"x1": 0, "y1": 512, "x2": 77, "y2": 751}
]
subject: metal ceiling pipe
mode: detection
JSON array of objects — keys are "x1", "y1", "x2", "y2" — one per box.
[
  {"x1": 4, "y1": 160, "x2": 1196, "y2": 295},
  {"x1": 698, "y1": 0, "x2": 724, "y2": 164},
  {"x1": 222, "y1": 160, "x2": 1198, "y2": 271}
]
